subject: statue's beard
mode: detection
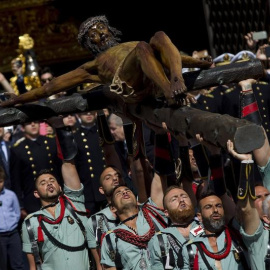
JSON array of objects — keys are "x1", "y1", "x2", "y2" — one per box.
[
  {"x1": 202, "y1": 214, "x2": 225, "y2": 233},
  {"x1": 86, "y1": 37, "x2": 119, "y2": 56}
]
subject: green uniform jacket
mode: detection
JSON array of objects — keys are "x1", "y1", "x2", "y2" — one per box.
[{"x1": 21, "y1": 184, "x2": 89, "y2": 270}]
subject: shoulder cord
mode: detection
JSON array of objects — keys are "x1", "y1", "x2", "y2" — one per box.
[
  {"x1": 187, "y1": 242, "x2": 214, "y2": 270},
  {"x1": 39, "y1": 199, "x2": 87, "y2": 252},
  {"x1": 194, "y1": 243, "x2": 214, "y2": 270},
  {"x1": 25, "y1": 219, "x2": 43, "y2": 270},
  {"x1": 143, "y1": 204, "x2": 167, "y2": 229},
  {"x1": 187, "y1": 234, "x2": 249, "y2": 270}
]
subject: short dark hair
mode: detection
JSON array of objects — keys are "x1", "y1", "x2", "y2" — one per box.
[
  {"x1": 34, "y1": 169, "x2": 58, "y2": 188},
  {"x1": 197, "y1": 189, "x2": 218, "y2": 212},
  {"x1": 99, "y1": 165, "x2": 123, "y2": 186},
  {"x1": 39, "y1": 66, "x2": 54, "y2": 77},
  {"x1": 110, "y1": 184, "x2": 128, "y2": 207}
]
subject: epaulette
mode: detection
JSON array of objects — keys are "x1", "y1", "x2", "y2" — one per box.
[
  {"x1": 13, "y1": 137, "x2": 25, "y2": 147},
  {"x1": 224, "y1": 87, "x2": 235, "y2": 94},
  {"x1": 257, "y1": 81, "x2": 268, "y2": 85},
  {"x1": 46, "y1": 134, "x2": 55, "y2": 138},
  {"x1": 202, "y1": 93, "x2": 214, "y2": 98}
]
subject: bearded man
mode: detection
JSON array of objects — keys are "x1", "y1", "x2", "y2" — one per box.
[
  {"x1": 148, "y1": 186, "x2": 201, "y2": 269},
  {"x1": 180, "y1": 190, "x2": 249, "y2": 270}
]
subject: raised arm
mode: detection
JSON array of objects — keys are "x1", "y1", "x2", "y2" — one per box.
[
  {"x1": 48, "y1": 116, "x2": 80, "y2": 190},
  {"x1": 228, "y1": 140, "x2": 260, "y2": 234},
  {"x1": 196, "y1": 134, "x2": 236, "y2": 222},
  {"x1": 238, "y1": 79, "x2": 270, "y2": 189}
]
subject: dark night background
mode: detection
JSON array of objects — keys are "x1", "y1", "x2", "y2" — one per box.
[{"x1": 58, "y1": 0, "x2": 210, "y2": 57}]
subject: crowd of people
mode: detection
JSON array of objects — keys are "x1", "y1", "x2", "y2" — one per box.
[{"x1": 1, "y1": 14, "x2": 270, "y2": 270}]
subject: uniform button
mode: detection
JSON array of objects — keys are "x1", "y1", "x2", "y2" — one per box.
[
  {"x1": 203, "y1": 101, "x2": 207, "y2": 104},
  {"x1": 83, "y1": 139, "x2": 87, "y2": 142},
  {"x1": 262, "y1": 100, "x2": 264, "y2": 103},
  {"x1": 206, "y1": 107, "x2": 209, "y2": 110},
  {"x1": 91, "y1": 174, "x2": 94, "y2": 178},
  {"x1": 259, "y1": 93, "x2": 262, "y2": 96},
  {"x1": 46, "y1": 146, "x2": 50, "y2": 150},
  {"x1": 263, "y1": 107, "x2": 266, "y2": 110},
  {"x1": 44, "y1": 140, "x2": 48, "y2": 144},
  {"x1": 88, "y1": 159, "x2": 92, "y2": 163},
  {"x1": 29, "y1": 157, "x2": 33, "y2": 161},
  {"x1": 256, "y1": 87, "x2": 259, "y2": 90},
  {"x1": 31, "y1": 164, "x2": 35, "y2": 168},
  {"x1": 86, "y1": 152, "x2": 90, "y2": 156},
  {"x1": 25, "y1": 145, "x2": 29, "y2": 149},
  {"x1": 267, "y1": 129, "x2": 269, "y2": 132},
  {"x1": 264, "y1": 115, "x2": 267, "y2": 118},
  {"x1": 103, "y1": 165, "x2": 106, "y2": 168},
  {"x1": 27, "y1": 151, "x2": 31, "y2": 155},
  {"x1": 81, "y1": 132, "x2": 85, "y2": 136},
  {"x1": 48, "y1": 153, "x2": 51, "y2": 157},
  {"x1": 51, "y1": 168, "x2": 54, "y2": 171},
  {"x1": 101, "y1": 150, "x2": 104, "y2": 153},
  {"x1": 265, "y1": 122, "x2": 268, "y2": 125},
  {"x1": 90, "y1": 167, "x2": 93, "y2": 171},
  {"x1": 33, "y1": 171, "x2": 36, "y2": 175},
  {"x1": 102, "y1": 157, "x2": 105, "y2": 160},
  {"x1": 49, "y1": 160, "x2": 52, "y2": 164},
  {"x1": 85, "y1": 145, "x2": 89, "y2": 149}
]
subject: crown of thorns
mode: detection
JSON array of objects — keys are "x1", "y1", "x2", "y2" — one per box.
[{"x1": 77, "y1": 15, "x2": 122, "y2": 48}]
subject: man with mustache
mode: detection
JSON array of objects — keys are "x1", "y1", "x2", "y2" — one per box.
[
  {"x1": 21, "y1": 118, "x2": 90, "y2": 270},
  {"x1": 180, "y1": 190, "x2": 249, "y2": 270},
  {"x1": 148, "y1": 185, "x2": 202, "y2": 269}
]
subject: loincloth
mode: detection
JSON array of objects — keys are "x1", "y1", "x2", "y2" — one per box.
[{"x1": 110, "y1": 60, "x2": 154, "y2": 104}]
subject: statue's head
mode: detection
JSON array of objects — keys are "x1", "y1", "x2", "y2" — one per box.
[{"x1": 78, "y1": 15, "x2": 122, "y2": 56}]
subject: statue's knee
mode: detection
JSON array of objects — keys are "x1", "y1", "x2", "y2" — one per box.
[
  {"x1": 151, "y1": 31, "x2": 170, "y2": 45},
  {"x1": 136, "y1": 41, "x2": 152, "y2": 55},
  {"x1": 154, "y1": 31, "x2": 166, "y2": 39}
]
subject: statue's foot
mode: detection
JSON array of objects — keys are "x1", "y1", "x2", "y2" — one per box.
[{"x1": 170, "y1": 76, "x2": 187, "y2": 99}]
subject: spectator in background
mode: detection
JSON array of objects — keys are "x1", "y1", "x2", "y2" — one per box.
[
  {"x1": 63, "y1": 114, "x2": 79, "y2": 132},
  {"x1": 39, "y1": 66, "x2": 66, "y2": 100},
  {"x1": 0, "y1": 166, "x2": 24, "y2": 270},
  {"x1": 39, "y1": 66, "x2": 54, "y2": 86},
  {"x1": 38, "y1": 67, "x2": 59, "y2": 135},
  {"x1": 0, "y1": 127, "x2": 11, "y2": 189}
]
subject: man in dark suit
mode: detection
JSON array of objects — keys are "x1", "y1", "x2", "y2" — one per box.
[
  {"x1": 10, "y1": 121, "x2": 62, "y2": 218},
  {"x1": 74, "y1": 111, "x2": 107, "y2": 214}
]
